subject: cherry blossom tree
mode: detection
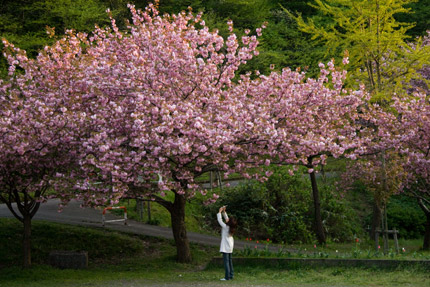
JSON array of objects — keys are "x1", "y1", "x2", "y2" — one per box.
[
  {"x1": 41, "y1": 4, "x2": 269, "y2": 263},
  {"x1": 0, "y1": 33, "x2": 89, "y2": 266},
  {"x1": 1, "y1": 2, "x2": 376, "y2": 263},
  {"x1": 341, "y1": 150, "x2": 407, "y2": 250},
  {"x1": 339, "y1": 99, "x2": 406, "y2": 241},
  {"x1": 401, "y1": 33, "x2": 430, "y2": 249},
  {"x1": 237, "y1": 58, "x2": 372, "y2": 244},
  {"x1": 53, "y1": 3, "x2": 368, "y2": 255},
  {"x1": 389, "y1": 94, "x2": 430, "y2": 249},
  {"x1": 1, "y1": 2, "x2": 269, "y2": 264},
  {"x1": 341, "y1": 86, "x2": 430, "y2": 249},
  {"x1": 407, "y1": 31, "x2": 430, "y2": 95}
]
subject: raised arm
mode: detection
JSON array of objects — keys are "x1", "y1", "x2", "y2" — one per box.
[
  {"x1": 222, "y1": 211, "x2": 229, "y2": 222},
  {"x1": 217, "y1": 206, "x2": 227, "y2": 228}
]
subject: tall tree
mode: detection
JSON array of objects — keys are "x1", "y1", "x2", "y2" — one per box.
[
  {"x1": 0, "y1": 34, "x2": 86, "y2": 266},
  {"x1": 291, "y1": 0, "x2": 430, "y2": 99},
  {"x1": 1, "y1": 1, "x2": 375, "y2": 260},
  {"x1": 341, "y1": 152, "x2": 407, "y2": 243},
  {"x1": 18, "y1": 3, "x2": 268, "y2": 263},
  {"x1": 239, "y1": 58, "x2": 372, "y2": 244},
  {"x1": 389, "y1": 94, "x2": 430, "y2": 249}
]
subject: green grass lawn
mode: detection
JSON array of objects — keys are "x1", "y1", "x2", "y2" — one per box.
[
  {"x1": 2, "y1": 265, "x2": 430, "y2": 287},
  {"x1": 1, "y1": 218, "x2": 429, "y2": 287},
  {"x1": 236, "y1": 238, "x2": 430, "y2": 261}
]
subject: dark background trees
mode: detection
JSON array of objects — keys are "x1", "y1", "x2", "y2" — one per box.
[{"x1": 3, "y1": 0, "x2": 428, "y2": 78}]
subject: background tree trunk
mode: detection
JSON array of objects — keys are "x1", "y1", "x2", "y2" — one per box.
[
  {"x1": 370, "y1": 202, "x2": 382, "y2": 239},
  {"x1": 416, "y1": 198, "x2": 430, "y2": 250},
  {"x1": 309, "y1": 170, "x2": 326, "y2": 244}
]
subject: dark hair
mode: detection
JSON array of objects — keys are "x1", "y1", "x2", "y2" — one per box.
[{"x1": 226, "y1": 217, "x2": 237, "y2": 235}]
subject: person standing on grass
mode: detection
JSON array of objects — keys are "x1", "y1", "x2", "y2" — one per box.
[{"x1": 217, "y1": 205, "x2": 237, "y2": 281}]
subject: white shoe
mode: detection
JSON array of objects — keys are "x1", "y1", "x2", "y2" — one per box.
[{"x1": 220, "y1": 278, "x2": 227, "y2": 281}]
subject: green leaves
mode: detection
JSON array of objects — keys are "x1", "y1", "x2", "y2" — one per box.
[{"x1": 291, "y1": 0, "x2": 430, "y2": 99}]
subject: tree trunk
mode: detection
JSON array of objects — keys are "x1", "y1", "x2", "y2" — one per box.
[
  {"x1": 382, "y1": 203, "x2": 389, "y2": 254},
  {"x1": 370, "y1": 201, "x2": 382, "y2": 239},
  {"x1": 170, "y1": 192, "x2": 192, "y2": 263},
  {"x1": 147, "y1": 185, "x2": 193, "y2": 264},
  {"x1": 416, "y1": 198, "x2": 429, "y2": 250},
  {"x1": 23, "y1": 214, "x2": 32, "y2": 267},
  {"x1": 1, "y1": 189, "x2": 41, "y2": 267},
  {"x1": 309, "y1": 170, "x2": 326, "y2": 244}
]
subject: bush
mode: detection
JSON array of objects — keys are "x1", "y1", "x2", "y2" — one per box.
[
  {"x1": 204, "y1": 166, "x2": 360, "y2": 243},
  {"x1": 386, "y1": 195, "x2": 426, "y2": 239},
  {"x1": 264, "y1": 166, "x2": 314, "y2": 243},
  {"x1": 320, "y1": 180, "x2": 363, "y2": 242},
  {"x1": 360, "y1": 193, "x2": 426, "y2": 240},
  {"x1": 209, "y1": 180, "x2": 272, "y2": 240}
]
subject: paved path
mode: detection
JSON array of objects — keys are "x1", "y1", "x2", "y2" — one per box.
[{"x1": 0, "y1": 199, "x2": 288, "y2": 252}]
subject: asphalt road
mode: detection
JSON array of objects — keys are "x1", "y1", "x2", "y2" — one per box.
[{"x1": 0, "y1": 199, "x2": 288, "y2": 252}]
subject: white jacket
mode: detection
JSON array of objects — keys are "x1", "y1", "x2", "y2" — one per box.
[{"x1": 217, "y1": 212, "x2": 234, "y2": 253}]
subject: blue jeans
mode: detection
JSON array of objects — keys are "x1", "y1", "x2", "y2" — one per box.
[{"x1": 222, "y1": 252, "x2": 234, "y2": 280}]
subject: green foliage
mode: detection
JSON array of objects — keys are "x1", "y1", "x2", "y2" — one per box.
[
  {"x1": 320, "y1": 180, "x2": 362, "y2": 242},
  {"x1": 204, "y1": 171, "x2": 314, "y2": 243},
  {"x1": 0, "y1": 0, "x2": 129, "y2": 77},
  {"x1": 344, "y1": 180, "x2": 374, "y2": 228},
  {"x1": 264, "y1": 166, "x2": 314, "y2": 243},
  {"x1": 347, "y1": 180, "x2": 427, "y2": 240},
  {"x1": 395, "y1": 0, "x2": 430, "y2": 37},
  {"x1": 386, "y1": 195, "x2": 426, "y2": 239},
  {"x1": 215, "y1": 0, "x2": 273, "y2": 27},
  {"x1": 279, "y1": 0, "x2": 320, "y2": 17},
  {"x1": 132, "y1": 0, "x2": 205, "y2": 14},
  {"x1": 214, "y1": 180, "x2": 272, "y2": 238},
  {"x1": 243, "y1": 9, "x2": 326, "y2": 76}
]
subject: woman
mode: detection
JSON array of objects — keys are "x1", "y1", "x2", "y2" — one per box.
[{"x1": 217, "y1": 205, "x2": 237, "y2": 281}]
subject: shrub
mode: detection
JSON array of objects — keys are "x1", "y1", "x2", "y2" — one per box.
[
  {"x1": 205, "y1": 166, "x2": 360, "y2": 243},
  {"x1": 320, "y1": 180, "x2": 363, "y2": 242},
  {"x1": 386, "y1": 194, "x2": 426, "y2": 239}
]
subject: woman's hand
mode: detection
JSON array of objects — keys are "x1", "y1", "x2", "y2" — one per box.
[{"x1": 219, "y1": 207, "x2": 224, "y2": 213}]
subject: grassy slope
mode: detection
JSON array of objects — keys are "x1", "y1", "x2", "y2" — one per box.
[
  {"x1": 0, "y1": 218, "x2": 217, "y2": 267},
  {"x1": 1, "y1": 218, "x2": 430, "y2": 287}
]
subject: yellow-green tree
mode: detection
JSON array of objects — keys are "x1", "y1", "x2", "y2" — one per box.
[{"x1": 290, "y1": 0, "x2": 430, "y2": 100}]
